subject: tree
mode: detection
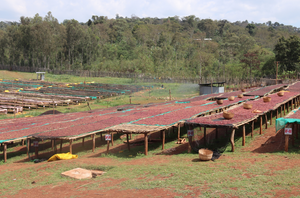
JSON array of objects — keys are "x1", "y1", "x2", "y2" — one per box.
[
  {"x1": 274, "y1": 36, "x2": 300, "y2": 71},
  {"x1": 246, "y1": 24, "x2": 256, "y2": 35},
  {"x1": 240, "y1": 52, "x2": 260, "y2": 85}
]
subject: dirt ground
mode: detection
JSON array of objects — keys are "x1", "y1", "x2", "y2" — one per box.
[{"x1": 2, "y1": 124, "x2": 300, "y2": 198}]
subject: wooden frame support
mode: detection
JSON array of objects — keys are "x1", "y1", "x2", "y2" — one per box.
[
  {"x1": 82, "y1": 137, "x2": 85, "y2": 147},
  {"x1": 60, "y1": 140, "x2": 63, "y2": 153},
  {"x1": 126, "y1": 134, "x2": 130, "y2": 151},
  {"x1": 162, "y1": 130, "x2": 165, "y2": 150},
  {"x1": 3, "y1": 143, "x2": 7, "y2": 163},
  {"x1": 69, "y1": 139, "x2": 73, "y2": 154},
  {"x1": 251, "y1": 121, "x2": 254, "y2": 138},
  {"x1": 230, "y1": 129, "x2": 235, "y2": 152},
  {"x1": 280, "y1": 106, "x2": 283, "y2": 117},
  {"x1": 265, "y1": 114, "x2": 268, "y2": 129},
  {"x1": 242, "y1": 125, "x2": 245, "y2": 146},
  {"x1": 284, "y1": 104, "x2": 286, "y2": 115},
  {"x1": 215, "y1": 128, "x2": 219, "y2": 140},
  {"x1": 204, "y1": 127, "x2": 207, "y2": 146},
  {"x1": 111, "y1": 132, "x2": 114, "y2": 146},
  {"x1": 54, "y1": 139, "x2": 57, "y2": 154},
  {"x1": 144, "y1": 133, "x2": 148, "y2": 155},
  {"x1": 270, "y1": 111, "x2": 273, "y2": 125},
  {"x1": 92, "y1": 134, "x2": 96, "y2": 152},
  {"x1": 27, "y1": 138, "x2": 31, "y2": 158},
  {"x1": 260, "y1": 116, "x2": 262, "y2": 135},
  {"x1": 106, "y1": 139, "x2": 110, "y2": 155},
  {"x1": 177, "y1": 124, "x2": 181, "y2": 140}
]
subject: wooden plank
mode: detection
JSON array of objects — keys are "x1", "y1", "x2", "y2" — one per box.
[
  {"x1": 92, "y1": 134, "x2": 95, "y2": 152},
  {"x1": 144, "y1": 133, "x2": 148, "y2": 155},
  {"x1": 162, "y1": 130, "x2": 165, "y2": 150},
  {"x1": 69, "y1": 139, "x2": 73, "y2": 154},
  {"x1": 230, "y1": 129, "x2": 235, "y2": 152},
  {"x1": 111, "y1": 132, "x2": 114, "y2": 146},
  {"x1": 242, "y1": 125, "x2": 245, "y2": 146},
  {"x1": 126, "y1": 134, "x2": 130, "y2": 151}
]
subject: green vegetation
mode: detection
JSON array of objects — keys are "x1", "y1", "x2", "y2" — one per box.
[{"x1": 1, "y1": 13, "x2": 300, "y2": 82}]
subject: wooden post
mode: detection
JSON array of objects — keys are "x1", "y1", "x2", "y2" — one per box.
[
  {"x1": 4, "y1": 143, "x2": 7, "y2": 163},
  {"x1": 100, "y1": 133, "x2": 103, "y2": 141},
  {"x1": 106, "y1": 139, "x2": 110, "y2": 155},
  {"x1": 111, "y1": 132, "x2": 114, "y2": 146},
  {"x1": 27, "y1": 138, "x2": 31, "y2": 158},
  {"x1": 280, "y1": 106, "x2": 282, "y2": 117},
  {"x1": 169, "y1": 89, "x2": 171, "y2": 101},
  {"x1": 285, "y1": 135, "x2": 289, "y2": 152},
  {"x1": 270, "y1": 111, "x2": 273, "y2": 125},
  {"x1": 260, "y1": 116, "x2": 262, "y2": 135},
  {"x1": 291, "y1": 100, "x2": 294, "y2": 111},
  {"x1": 242, "y1": 125, "x2": 245, "y2": 146},
  {"x1": 284, "y1": 104, "x2": 286, "y2": 115},
  {"x1": 54, "y1": 139, "x2": 57, "y2": 154},
  {"x1": 22, "y1": 139, "x2": 24, "y2": 146},
  {"x1": 296, "y1": 124, "x2": 298, "y2": 139},
  {"x1": 251, "y1": 121, "x2": 254, "y2": 138},
  {"x1": 276, "y1": 109, "x2": 278, "y2": 119},
  {"x1": 130, "y1": 134, "x2": 132, "y2": 139},
  {"x1": 51, "y1": 140, "x2": 54, "y2": 150},
  {"x1": 60, "y1": 140, "x2": 63, "y2": 153},
  {"x1": 215, "y1": 128, "x2": 218, "y2": 140},
  {"x1": 177, "y1": 124, "x2": 180, "y2": 140},
  {"x1": 144, "y1": 133, "x2": 148, "y2": 155},
  {"x1": 69, "y1": 139, "x2": 73, "y2": 154},
  {"x1": 230, "y1": 129, "x2": 235, "y2": 152},
  {"x1": 82, "y1": 137, "x2": 85, "y2": 147},
  {"x1": 92, "y1": 134, "x2": 95, "y2": 152},
  {"x1": 204, "y1": 127, "x2": 207, "y2": 146},
  {"x1": 162, "y1": 130, "x2": 165, "y2": 150},
  {"x1": 265, "y1": 114, "x2": 268, "y2": 129},
  {"x1": 287, "y1": 102, "x2": 289, "y2": 113},
  {"x1": 126, "y1": 134, "x2": 130, "y2": 151}
]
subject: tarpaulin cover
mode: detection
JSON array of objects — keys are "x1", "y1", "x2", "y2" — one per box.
[{"x1": 276, "y1": 107, "x2": 300, "y2": 132}]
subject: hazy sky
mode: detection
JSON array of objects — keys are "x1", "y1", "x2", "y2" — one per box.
[{"x1": 1, "y1": 0, "x2": 300, "y2": 27}]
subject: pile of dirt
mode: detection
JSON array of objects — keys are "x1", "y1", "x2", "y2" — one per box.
[{"x1": 39, "y1": 110, "x2": 62, "y2": 116}]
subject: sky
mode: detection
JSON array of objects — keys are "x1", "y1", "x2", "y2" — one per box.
[{"x1": 1, "y1": 0, "x2": 300, "y2": 27}]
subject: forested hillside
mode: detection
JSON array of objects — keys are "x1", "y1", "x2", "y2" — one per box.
[{"x1": 0, "y1": 12, "x2": 300, "y2": 82}]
